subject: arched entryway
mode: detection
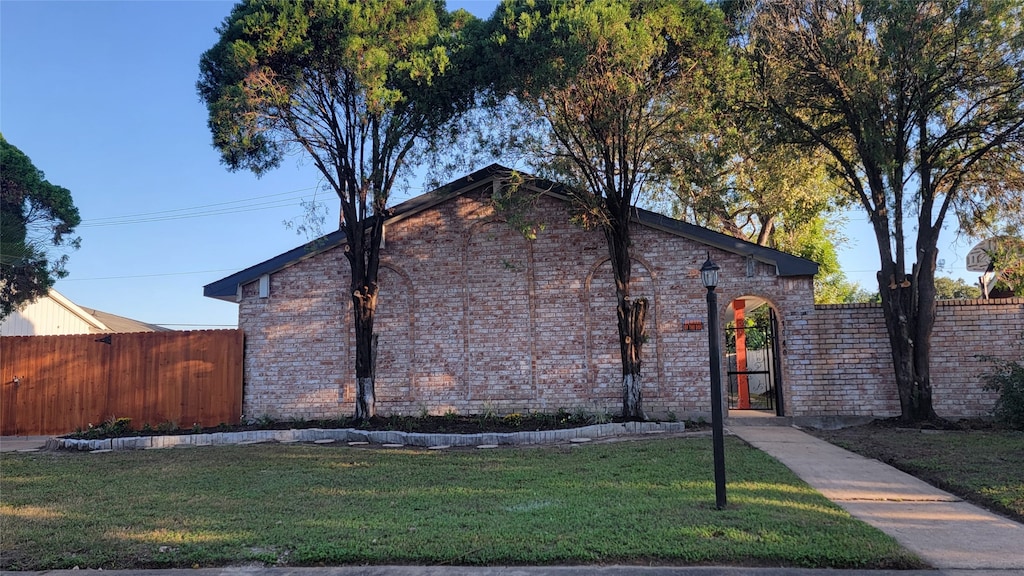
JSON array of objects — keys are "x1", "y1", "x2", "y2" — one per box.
[{"x1": 725, "y1": 297, "x2": 784, "y2": 416}]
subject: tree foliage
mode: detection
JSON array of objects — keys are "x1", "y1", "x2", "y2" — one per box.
[
  {"x1": 744, "y1": 0, "x2": 1024, "y2": 422},
  {"x1": 986, "y1": 236, "x2": 1024, "y2": 297},
  {"x1": 0, "y1": 134, "x2": 81, "y2": 320},
  {"x1": 198, "y1": 0, "x2": 481, "y2": 419},
  {"x1": 671, "y1": 123, "x2": 863, "y2": 304},
  {"x1": 933, "y1": 276, "x2": 981, "y2": 300},
  {"x1": 663, "y1": 11, "x2": 860, "y2": 305},
  {"x1": 488, "y1": 0, "x2": 728, "y2": 419}
]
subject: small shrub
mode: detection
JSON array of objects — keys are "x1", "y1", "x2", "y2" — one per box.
[
  {"x1": 254, "y1": 414, "x2": 275, "y2": 428},
  {"x1": 556, "y1": 407, "x2": 571, "y2": 424},
  {"x1": 109, "y1": 417, "x2": 133, "y2": 435},
  {"x1": 480, "y1": 403, "x2": 498, "y2": 421},
  {"x1": 502, "y1": 412, "x2": 524, "y2": 428},
  {"x1": 69, "y1": 417, "x2": 133, "y2": 439},
  {"x1": 982, "y1": 357, "x2": 1024, "y2": 430},
  {"x1": 156, "y1": 421, "x2": 178, "y2": 433}
]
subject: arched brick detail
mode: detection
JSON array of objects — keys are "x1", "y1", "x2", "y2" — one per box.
[
  {"x1": 465, "y1": 219, "x2": 535, "y2": 405},
  {"x1": 375, "y1": 264, "x2": 414, "y2": 406}
]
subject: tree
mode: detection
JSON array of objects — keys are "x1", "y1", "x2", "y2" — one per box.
[
  {"x1": 0, "y1": 134, "x2": 81, "y2": 320},
  {"x1": 934, "y1": 276, "x2": 981, "y2": 300},
  {"x1": 671, "y1": 130, "x2": 865, "y2": 303},
  {"x1": 664, "y1": 26, "x2": 862, "y2": 304},
  {"x1": 745, "y1": 0, "x2": 1024, "y2": 421},
  {"x1": 198, "y1": 0, "x2": 481, "y2": 419},
  {"x1": 986, "y1": 236, "x2": 1024, "y2": 297},
  {"x1": 488, "y1": 0, "x2": 728, "y2": 419}
]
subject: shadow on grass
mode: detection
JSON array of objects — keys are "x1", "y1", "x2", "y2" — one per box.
[{"x1": 1, "y1": 437, "x2": 924, "y2": 570}]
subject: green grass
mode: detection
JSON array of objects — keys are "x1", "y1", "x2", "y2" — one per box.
[
  {"x1": 813, "y1": 426, "x2": 1024, "y2": 522},
  {"x1": 0, "y1": 437, "x2": 920, "y2": 570}
]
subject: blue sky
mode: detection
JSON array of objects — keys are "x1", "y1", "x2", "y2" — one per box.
[{"x1": 1, "y1": 1, "x2": 978, "y2": 329}]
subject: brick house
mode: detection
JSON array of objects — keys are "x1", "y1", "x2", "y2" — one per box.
[{"x1": 206, "y1": 165, "x2": 825, "y2": 421}]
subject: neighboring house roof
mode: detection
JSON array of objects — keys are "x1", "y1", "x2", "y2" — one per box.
[
  {"x1": 80, "y1": 307, "x2": 173, "y2": 333},
  {"x1": 0, "y1": 289, "x2": 172, "y2": 336},
  {"x1": 205, "y1": 164, "x2": 819, "y2": 302}
]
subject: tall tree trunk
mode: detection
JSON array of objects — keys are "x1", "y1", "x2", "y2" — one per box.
[
  {"x1": 876, "y1": 261, "x2": 938, "y2": 423},
  {"x1": 605, "y1": 218, "x2": 647, "y2": 421},
  {"x1": 618, "y1": 294, "x2": 648, "y2": 420},
  {"x1": 346, "y1": 210, "x2": 385, "y2": 422},
  {"x1": 352, "y1": 284, "x2": 378, "y2": 421}
]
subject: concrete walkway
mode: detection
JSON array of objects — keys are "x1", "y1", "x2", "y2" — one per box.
[
  {"x1": 0, "y1": 435, "x2": 50, "y2": 452},
  {"x1": 730, "y1": 424, "x2": 1024, "y2": 572}
]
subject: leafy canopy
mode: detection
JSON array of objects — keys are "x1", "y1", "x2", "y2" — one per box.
[
  {"x1": 746, "y1": 0, "x2": 1024, "y2": 280},
  {"x1": 198, "y1": 0, "x2": 484, "y2": 418},
  {"x1": 490, "y1": 0, "x2": 728, "y2": 218},
  {"x1": 198, "y1": 0, "x2": 480, "y2": 211},
  {"x1": 744, "y1": 0, "x2": 1024, "y2": 421},
  {"x1": 0, "y1": 134, "x2": 81, "y2": 319}
]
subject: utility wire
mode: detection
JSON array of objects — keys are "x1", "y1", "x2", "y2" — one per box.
[
  {"x1": 157, "y1": 324, "x2": 238, "y2": 328},
  {"x1": 62, "y1": 268, "x2": 240, "y2": 281},
  {"x1": 79, "y1": 201, "x2": 312, "y2": 227},
  {"x1": 78, "y1": 186, "x2": 321, "y2": 227}
]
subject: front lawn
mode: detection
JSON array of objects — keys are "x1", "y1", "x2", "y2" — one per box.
[{"x1": 0, "y1": 437, "x2": 920, "y2": 570}]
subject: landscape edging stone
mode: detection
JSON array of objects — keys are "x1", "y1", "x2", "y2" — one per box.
[{"x1": 45, "y1": 421, "x2": 687, "y2": 451}]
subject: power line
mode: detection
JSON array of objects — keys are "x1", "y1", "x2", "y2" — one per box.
[
  {"x1": 82, "y1": 186, "x2": 318, "y2": 221},
  {"x1": 78, "y1": 186, "x2": 325, "y2": 228},
  {"x1": 78, "y1": 201, "x2": 314, "y2": 227},
  {"x1": 62, "y1": 268, "x2": 240, "y2": 281},
  {"x1": 158, "y1": 324, "x2": 238, "y2": 328}
]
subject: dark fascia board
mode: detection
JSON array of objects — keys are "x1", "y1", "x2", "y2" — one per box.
[
  {"x1": 204, "y1": 163, "x2": 817, "y2": 302},
  {"x1": 514, "y1": 174, "x2": 820, "y2": 277},
  {"x1": 203, "y1": 164, "x2": 508, "y2": 302},
  {"x1": 204, "y1": 229, "x2": 348, "y2": 301},
  {"x1": 633, "y1": 208, "x2": 819, "y2": 276}
]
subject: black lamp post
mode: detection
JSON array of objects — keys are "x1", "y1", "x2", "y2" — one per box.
[{"x1": 701, "y1": 253, "x2": 727, "y2": 509}]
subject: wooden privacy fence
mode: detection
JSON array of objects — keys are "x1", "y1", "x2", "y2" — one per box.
[{"x1": 1, "y1": 330, "x2": 243, "y2": 436}]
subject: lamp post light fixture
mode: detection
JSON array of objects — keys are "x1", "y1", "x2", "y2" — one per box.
[{"x1": 701, "y1": 253, "x2": 727, "y2": 509}]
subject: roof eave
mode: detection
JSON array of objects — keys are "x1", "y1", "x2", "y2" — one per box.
[
  {"x1": 521, "y1": 181, "x2": 819, "y2": 277},
  {"x1": 204, "y1": 165, "x2": 514, "y2": 303},
  {"x1": 203, "y1": 229, "x2": 348, "y2": 302}
]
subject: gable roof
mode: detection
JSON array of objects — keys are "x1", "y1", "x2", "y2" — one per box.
[
  {"x1": 204, "y1": 164, "x2": 818, "y2": 302},
  {"x1": 0, "y1": 289, "x2": 173, "y2": 335},
  {"x1": 80, "y1": 307, "x2": 174, "y2": 333},
  {"x1": 47, "y1": 289, "x2": 109, "y2": 332}
]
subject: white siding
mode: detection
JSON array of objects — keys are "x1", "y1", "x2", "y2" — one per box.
[{"x1": 0, "y1": 291, "x2": 106, "y2": 336}]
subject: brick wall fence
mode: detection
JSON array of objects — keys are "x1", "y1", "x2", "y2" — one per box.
[
  {"x1": 785, "y1": 298, "x2": 1024, "y2": 419},
  {"x1": 233, "y1": 181, "x2": 1023, "y2": 423},
  {"x1": 237, "y1": 186, "x2": 815, "y2": 421}
]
